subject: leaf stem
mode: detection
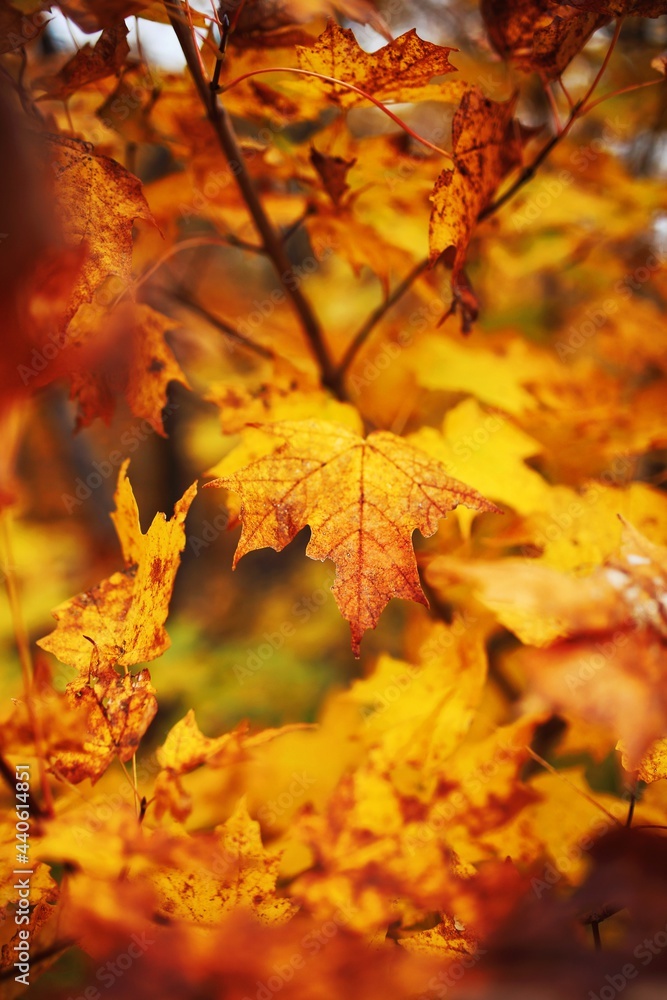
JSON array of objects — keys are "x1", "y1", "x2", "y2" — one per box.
[
  {"x1": 218, "y1": 66, "x2": 454, "y2": 162},
  {"x1": 591, "y1": 920, "x2": 602, "y2": 951},
  {"x1": 580, "y1": 76, "x2": 664, "y2": 116},
  {"x1": 543, "y1": 79, "x2": 563, "y2": 135},
  {"x1": 163, "y1": 0, "x2": 340, "y2": 396}
]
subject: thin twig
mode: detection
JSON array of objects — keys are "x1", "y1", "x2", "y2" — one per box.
[
  {"x1": 544, "y1": 79, "x2": 563, "y2": 135},
  {"x1": 558, "y1": 75, "x2": 574, "y2": 109},
  {"x1": 525, "y1": 747, "x2": 624, "y2": 827},
  {"x1": 591, "y1": 920, "x2": 602, "y2": 951},
  {"x1": 581, "y1": 76, "x2": 664, "y2": 116},
  {"x1": 218, "y1": 66, "x2": 454, "y2": 161},
  {"x1": 169, "y1": 289, "x2": 275, "y2": 360},
  {"x1": 625, "y1": 782, "x2": 637, "y2": 828},
  {"x1": 282, "y1": 207, "x2": 314, "y2": 243},
  {"x1": 119, "y1": 235, "x2": 262, "y2": 308},
  {"x1": 163, "y1": 0, "x2": 340, "y2": 395}
]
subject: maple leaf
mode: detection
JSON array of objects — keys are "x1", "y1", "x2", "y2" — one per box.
[
  {"x1": 562, "y1": 0, "x2": 667, "y2": 13},
  {"x1": 149, "y1": 798, "x2": 297, "y2": 927},
  {"x1": 0, "y1": 1, "x2": 49, "y2": 54},
  {"x1": 38, "y1": 462, "x2": 197, "y2": 671},
  {"x1": 34, "y1": 23, "x2": 129, "y2": 101},
  {"x1": 429, "y1": 87, "x2": 523, "y2": 327},
  {"x1": 154, "y1": 710, "x2": 314, "y2": 820},
  {"x1": 431, "y1": 519, "x2": 667, "y2": 767},
  {"x1": 481, "y1": 0, "x2": 607, "y2": 79},
  {"x1": 345, "y1": 618, "x2": 487, "y2": 775},
  {"x1": 296, "y1": 22, "x2": 459, "y2": 108},
  {"x1": 310, "y1": 147, "x2": 356, "y2": 207},
  {"x1": 208, "y1": 419, "x2": 500, "y2": 655},
  {"x1": 427, "y1": 555, "x2": 630, "y2": 647},
  {"x1": 66, "y1": 301, "x2": 190, "y2": 433},
  {"x1": 57, "y1": 0, "x2": 148, "y2": 32},
  {"x1": 48, "y1": 136, "x2": 153, "y2": 325},
  {"x1": 405, "y1": 330, "x2": 561, "y2": 418},
  {"x1": 52, "y1": 666, "x2": 158, "y2": 783}
]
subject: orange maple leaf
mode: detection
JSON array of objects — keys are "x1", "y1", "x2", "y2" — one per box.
[
  {"x1": 208, "y1": 420, "x2": 500, "y2": 654},
  {"x1": 52, "y1": 666, "x2": 158, "y2": 784},
  {"x1": 481, "y1": 0, "x2": 606, "y2": 78},
  {"x1": 429, "y1": 87, "x2": 523, "y2": 327},
  {"x1": 296, "y1": 21, "x2": 458, "y2": 107}
]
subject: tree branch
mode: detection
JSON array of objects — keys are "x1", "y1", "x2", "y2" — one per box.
[{"x1": 163, "y1": 0, "x2": 340, "y2": 396}]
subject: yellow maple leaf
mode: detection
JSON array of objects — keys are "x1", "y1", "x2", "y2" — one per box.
[
  {"x1": 296, "y1": 22, "x2": 459, "y2": 108},
  {"x1": 208, "y1": 419, "x2": 500, "y2": 654},
  {"x1": 149, "y1": 798, "x2": 296, "y2": 926},
  {"x1": 38, "y1": 462, "x2": 197, "y2": 671},
  {"x1": 429, "y1": 87, "x2": 523, "y2": 326}
]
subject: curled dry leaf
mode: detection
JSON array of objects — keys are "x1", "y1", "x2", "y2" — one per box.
[
  {"x1": 208, "y1": 419, "x2": 500, "y2": 655},
  {"x1": 429, "y1": 87, "x2": 523, "y2": 328},
  {"x1": 52, "y1": 666, "x2": 158, "y2": 783},
  {"x1": 309, "y1": 147, "x2": 356, "y2": 207},
  {"x1": 47, "y1": 136, "x2": 153, "y2": 326},
  {"x1": 481, "y1": 0, "x2": 607, "y2": 79},
  {"x1": 58, "y1": 0, "x2": 149, "y2": 32},
  {"x1": 34, "y1": 23, "x2": 129, "y2": 101},
  {"x1": 38, "y1": 462, "x2": 197, "y2": 671}
]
